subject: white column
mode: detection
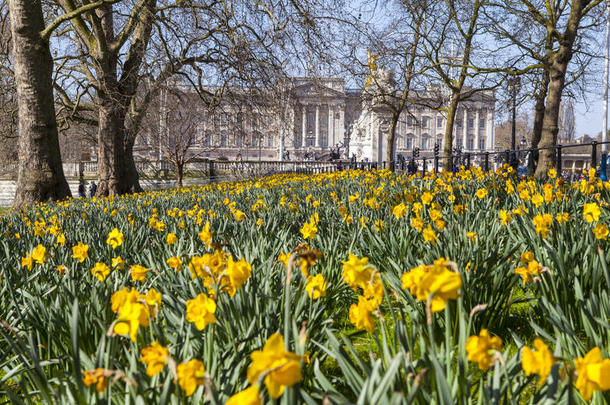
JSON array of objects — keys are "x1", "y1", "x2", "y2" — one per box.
[
  {"x1": 338, "y1": 108, "x2": 345, "y2": 148},
  {"x1": 486, "y1": 110, "x2": 496, "y2": 150},
  {"x1": 278, "y1": 112, "x2": 284, "y2": 161},
  {"x1": 475, "y1": 108, "x2": 480, "y2": 150},
  {"x1": 315, "y1": 104, "x2": 320, "y2": 148},
  {"x1": 463, "y1": 108, "x2": 468, "y2": 150},
  {"x1": 328, "y1": 106, "x2": 334, "y2": 146},
  {"x1": 301, "y1": 105, "x2": 306, "y2": 148}
]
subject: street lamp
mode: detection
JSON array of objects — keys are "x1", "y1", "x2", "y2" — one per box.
[
  {"x1": 507, "y1": 73, "x2": 521, "y2": 168},
  {"x1": 602, "y1": 0, "x2": 610, "y2": 153}
]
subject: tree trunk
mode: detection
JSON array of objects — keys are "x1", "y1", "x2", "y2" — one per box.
[
  {"x1": 528, "y1": 69, "x2": 549, "y2": 174},
  {"x1": 535, "y1": 73, "x2": 564, "y2": 178},
  {"x1": 442, "y1": 91, "x2": 460, "y2": 171},
  {"x1": 123, "y1": 135, "x2": 143, "y2": 193},
  {"x1": 8, "y1": 0, "x2": 71, "y2": 208},
  {"x1": 96, "y1": 95, "x2": 126, "y2": 196},
  {"x1": 534, "y1": 1, "x2": 585, "y2": 179},
  {"x1": 176, "y1": 163, "x2": 183, "y2": 188},
  {"x1": 385, "y1": 113, "x2": 400, "y2": 172}
]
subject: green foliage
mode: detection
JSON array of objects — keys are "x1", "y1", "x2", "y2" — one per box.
[{"x1": 1, "y1": 168, "x2": 610, "y2": 403}]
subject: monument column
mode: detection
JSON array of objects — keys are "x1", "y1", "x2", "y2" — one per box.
[
  {"x1": 315, "y1": 104, "x2": 320, "y2": 148},
  {"x1": 475, "y1": 108, "x2": 480, "y2": 150},
  {"x1": 301, "y1": 105, "x2": 306, "y2": 148},
  {"x1": 463, "y1": 108, "x2": 468, "y2": 150}
]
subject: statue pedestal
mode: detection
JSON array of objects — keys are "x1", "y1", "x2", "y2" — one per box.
[{"x1": 348, "y1": 107, "x2": 391, "y2": 163}]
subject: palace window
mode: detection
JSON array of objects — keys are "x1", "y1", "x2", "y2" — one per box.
[
  {"x1": 437, "y1": 117, "x2": 443, "y2": 128},
  {"x1": 406, "y1": 137, "x2": 413, "y2": 150},
  {"x1": 479, "y1": 119, "x2": 485, "y2": 129},
  {"x1": 468, "y1": 118, "x2": 474, "y2": 129},
  {"x1": 479, "y1": 138, "x2": 486, "y2": 150},
  {"x1": 457, "y1": 119, "x2": 462, "y2": 128},
  {"x1": 467, "y1": 138, "x2": 474, "y2": 150},
  {"x1": 407, "y1": 117, "x2": 413, "y2": 128},
  {"x1": 422, "y1": 117, "x2": 429, "y2": 128},
  {"x1": 422, "y1": 137, "x2": 429, "y2": 150}
]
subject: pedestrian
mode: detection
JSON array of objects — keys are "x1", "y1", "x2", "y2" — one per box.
[
  {"x1": 78, "y1": 179, "x2": 86, "y2": 198},
  {"x1": 89, "y1": 181, "x2": 97, "y2": 197}
]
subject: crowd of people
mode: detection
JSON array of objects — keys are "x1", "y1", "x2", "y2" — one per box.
[{"x1": 78, "y1": 180, "x2": 97, "y2": 198}]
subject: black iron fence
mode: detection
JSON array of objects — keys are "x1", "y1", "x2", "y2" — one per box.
[
  {"x1": 66, "y1": 141, "x2": 610, "y2": 183},
  {"x1": 389, "y1": 140, "x2": 610, "y2": 177}
]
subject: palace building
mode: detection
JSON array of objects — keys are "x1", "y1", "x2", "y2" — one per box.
[{"x1": 135, "y1": 76, "x2": 496, "y2": 162}]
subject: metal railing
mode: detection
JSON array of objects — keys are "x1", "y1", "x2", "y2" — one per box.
[
  {"x1": 51, "y1": 141, "x2": 610, "y2": 184},
  {"x1": 391, "y1": 140, "x2": 610, "y2": 177}
]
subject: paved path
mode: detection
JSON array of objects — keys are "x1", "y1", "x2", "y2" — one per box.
[{"x1": 0, "y1": 178, "x2": 210, "y2": 207}]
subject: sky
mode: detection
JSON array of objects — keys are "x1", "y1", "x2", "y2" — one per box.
[{"x1": 575, "y1": 92, "x2": 604, "y2": 138}]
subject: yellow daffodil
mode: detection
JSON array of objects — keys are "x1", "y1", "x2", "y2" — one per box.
[
  {"x1": 112, "y1": 256, "x2": 125, "y2": 270},
  {"x1": 522, "y1": 339, "x2": 554, "y2": 386},
  {"x1": 466, "y1": 329, "x2": 502, "y2": 371},
  {"x1": 56, "y1": 233, "x2": 66, "y2": 246},
  {"x1": 139, "y1": 342, "x2": 169, "y2": 377},
  {"x1": 401, "y1": 258, "x2": 461, "y2": 312},
  {"x1": 199, "y1": 221, "x2": 213, "y2": 248},
  {"x1": 91, "y1": 262, "x2": 110, "y2": 282},
  {"x1": 177, "y1": 359, "x2": 206, "y2": 396},
  {"x1": 167, "y1": 256, "x2": 183, "y2": 271},
  {"x1": 349, "y1": 295, "x2": 376, "y2": 333},
  {"x1": 31, "y1": 244, "x2": 48, "y2": 264},
  {"x1": 246, "y1": 333, "x2": 302, "y2": 398},
  {"x1": 113, "y1": 298, "x2": 150, "y2": 342},
  {"x1": 423, "y1": 225, "x2": 437, "y2": 244},
  {"x1": 342, "y1": 253, "x2": 372, "y2": 290},
  {"x1": 130, "y1": 264, "x2": 148, "y2": 282},
  {"x1": 593, "y1": 223, "x2": 609, "y2": 240},
  {"x1": 476, "y1": 188, "x2": 488, "y2": 200},
  {"x1": 392, "y1": 203, "x2": 407, "y2": 219},
  {"x1": 532, "y1": 213, "x2": 553, "y2": 238},
  {"x1": 520, "y1": 251, "x2": 534, "y2": 264},
  {"x1": 72, "y1": 242, "x2": 89, "y2": 263},
  {"x1": 83, "y1": 368, "x2": 109, "y2": 393},
  {"x1": 185, "y1": 293, "x2": 216, "y2": 330},
  {"x1": 514, "y1": 260, "x2": 542, "y2": 285},
  {"x1": 223, "y1": 256, "x2": 252, "y2": 297},
  {"x1": 305, "y1": 274, "x2": 328, "y2": 299},
  {"x1": 106, "y1": 228, "x2": 124, "y2": 249},
  {"x1": 574, "y1": 347, "x2": 610, "y2": 401},
  {"x1": 584, "y1": 203, "x2": 601, "y2": 223},
  {"x1": 226, "y1": 385, "x2": 261, "y2": 405},
  {"x1": 166, "y1": 232, "x2": 177, "y2": 245}
]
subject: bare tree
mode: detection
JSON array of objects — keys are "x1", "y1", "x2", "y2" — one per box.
[
  {"x1": 6, "y1": 0, "x2": 75, "y2": 207},
  {"x1": 421, "y1": 0, "x2": 489, "y2": 170},
  {"x1": 485, "y1": 0, "x2": 601, "y2": 175},
  {"x1": 47, "y1": 0, "x2": 334, "y2": 196},
  {"x1": 157, "y1": 90, "x2": 207, "y2": 187},
  {"x1": 365, "y1": 0, "x2": 430, "y2": 171}
]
